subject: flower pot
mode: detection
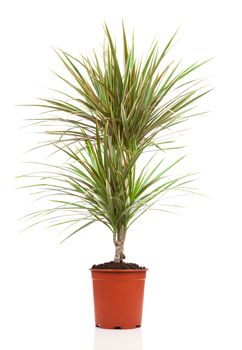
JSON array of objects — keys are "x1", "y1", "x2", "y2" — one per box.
[{"x1": 90, "y1": 269, "x2": 148, "y2": 329}]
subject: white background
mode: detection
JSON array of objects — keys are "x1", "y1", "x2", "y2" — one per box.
[{"x1": 0, "y1": 0, "x2": 242, "y2": 349}]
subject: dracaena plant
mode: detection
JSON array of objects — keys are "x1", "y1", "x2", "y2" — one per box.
[{"x1": 19, "y1": 23, "x2": 210, "y2": 262}]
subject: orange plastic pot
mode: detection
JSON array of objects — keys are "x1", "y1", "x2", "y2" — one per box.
[{"x1": 90, "y1": 269, "x2": 148, "y2": 329}]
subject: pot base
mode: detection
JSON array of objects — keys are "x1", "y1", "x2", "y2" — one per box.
[{"x1": 96, "y1": 323, "x2": 141, "y2": 329}]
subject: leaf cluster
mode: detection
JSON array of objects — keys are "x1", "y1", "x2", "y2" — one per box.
[{"x1": 20, "y1": 23, "x2": 210, "y2": 242}]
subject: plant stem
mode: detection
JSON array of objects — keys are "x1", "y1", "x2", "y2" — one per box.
[{"x1": 113, "y1": 225, "x2": 126, "y2": 262}]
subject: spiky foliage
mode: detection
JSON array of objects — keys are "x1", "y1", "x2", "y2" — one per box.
[{"x1": 20, "y1": 24, "x2": 210, "y2": 261}]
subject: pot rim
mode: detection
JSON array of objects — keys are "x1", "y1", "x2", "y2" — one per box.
[{"x1": 90, "y1": 268, "x2": 148, "y2": 272}]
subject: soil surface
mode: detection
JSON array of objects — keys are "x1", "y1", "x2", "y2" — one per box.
[{"x1": 91, "y1": 260, "x2": 146, "y2": 270}]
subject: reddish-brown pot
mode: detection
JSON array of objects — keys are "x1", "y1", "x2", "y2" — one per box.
[{"x1": 90, "y1": 269, "x2": 148, "y2": 329}]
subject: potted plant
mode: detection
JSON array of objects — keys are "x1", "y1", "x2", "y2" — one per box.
[{"x1": 19, "y1": 23, "x2": 210, "y2": 329}]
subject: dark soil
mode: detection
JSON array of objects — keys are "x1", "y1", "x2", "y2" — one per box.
[{"x1": 91, "y1": 260, "x2": 146, "y2": 270}]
